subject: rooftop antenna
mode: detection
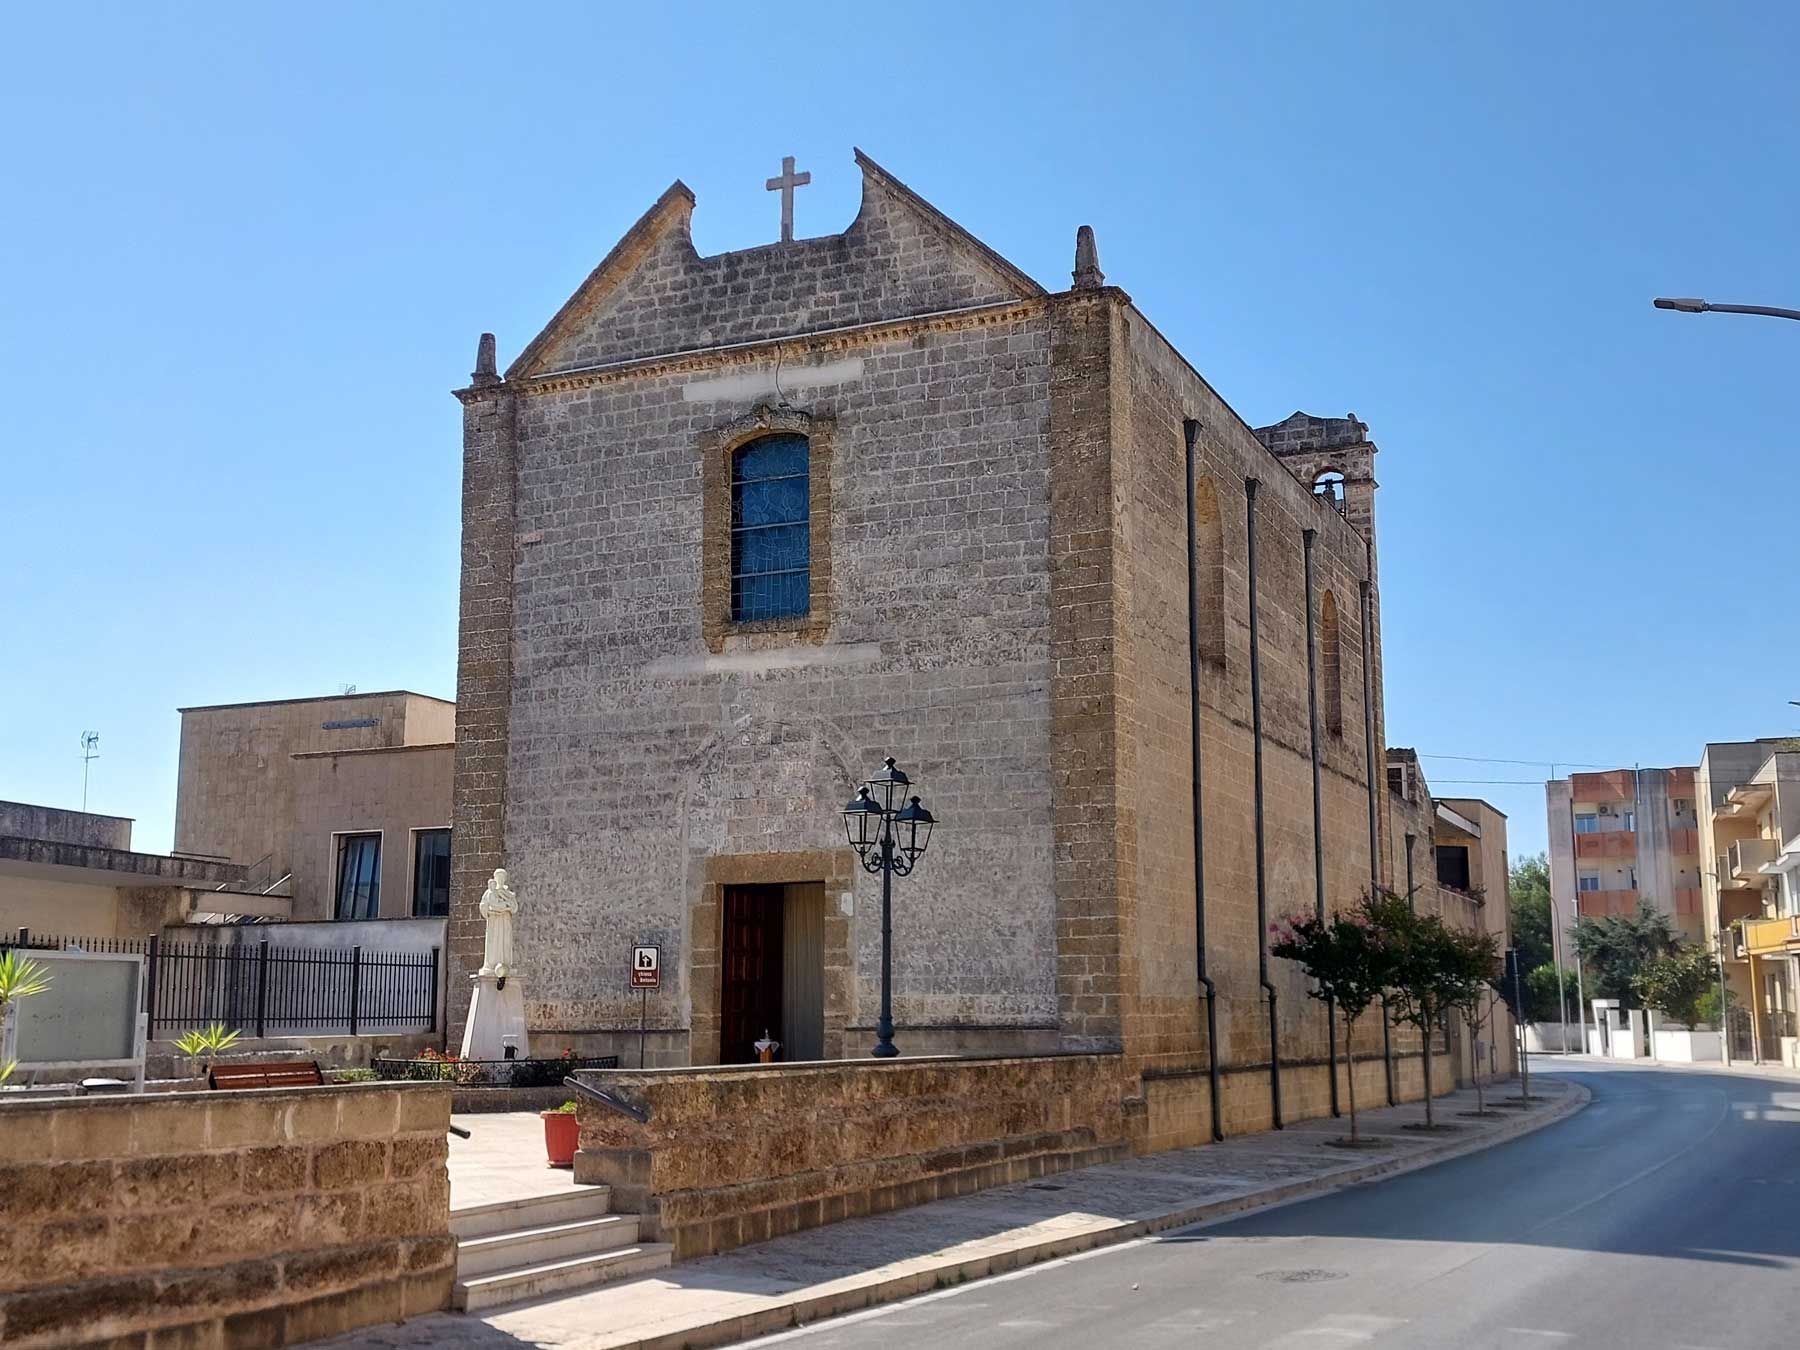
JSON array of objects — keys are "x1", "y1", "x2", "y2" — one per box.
[
  {"x1": 340, "y1": 683, "x2": 358, "y2": 696},
  {"x1": 79, "y1": 732, "x2": 100, "y2": 811}
]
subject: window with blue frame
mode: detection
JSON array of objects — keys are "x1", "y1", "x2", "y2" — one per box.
[{"x1": 730, "y1": 434, "x2": 810, "y2": 621}]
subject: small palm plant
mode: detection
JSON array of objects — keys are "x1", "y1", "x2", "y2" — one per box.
[
  {"x1": 0, "y1": 951, "x2": 53, "y2": 1085},
  {"x1": 174, "y1": 1023, "x2": 242, "y2": 1079}
]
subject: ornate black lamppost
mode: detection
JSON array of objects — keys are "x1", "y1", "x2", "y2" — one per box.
[{"x1": 842, "y1": 757, "x2": 936, "y2": 1059}]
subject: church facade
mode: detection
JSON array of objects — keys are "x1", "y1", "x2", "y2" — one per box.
[{"x1": 451, "y1": 150, "x2": 1414, "y2": 1142}]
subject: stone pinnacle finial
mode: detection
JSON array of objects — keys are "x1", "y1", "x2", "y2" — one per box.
[
  {"x1": 1072, "y1": 225, "x2": 1104, "y2": 291},
  {"x1": 473, "y1": 332, "x2": 499, "y2": 386}
]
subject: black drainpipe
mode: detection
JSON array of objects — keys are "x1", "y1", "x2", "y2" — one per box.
[
  {"x1": 1303, "y1": 529, "x2": 1339, "y2": 1118},
  {"x1": 1246, "y1": 477, "x2": 1282, "y2": 1129},
  {"x1": 1361, "y1": 570, "x2": 1395, "y2": 1105},
  {"x1": 1184, "y1": 421, "x2": 1224, "y2": 1142}
]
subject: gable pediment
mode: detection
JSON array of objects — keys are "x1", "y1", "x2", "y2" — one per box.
[{"x1": 508, "y1": 151, "x2": 1044, "y2": 381}]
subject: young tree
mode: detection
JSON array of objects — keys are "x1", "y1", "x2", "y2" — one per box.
[
  {"x1": 1573, "y1": 902, "x2": 1678, "y2": 1002},
  {"x1": 1633, "y1": 945, "x2": 1717, "y2": 1030},
  {"x1": 1696, "y1": 977, "x2": 1737, "y2": 1032},
  {"x1": 1440, "y1": 925, "x2": 1502, "y2": 1113},
  {"x1": 1271, "y1": 907, "x2": 1394, "y2": 1145},
  {"x1": 1375, "y1": 893, "x2": 1466, "y2": 1130}
]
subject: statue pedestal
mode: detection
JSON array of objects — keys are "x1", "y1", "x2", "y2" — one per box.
[{"x1": 460, "y1": 973, "x2": 530, "y2": 1061}]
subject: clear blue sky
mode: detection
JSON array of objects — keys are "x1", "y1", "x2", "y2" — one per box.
[{"x1": 5, "y1": 3, "x2": 1797, "y2": 860}]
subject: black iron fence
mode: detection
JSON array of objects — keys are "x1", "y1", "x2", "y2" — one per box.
[{"x1": 2, "y1": 928, "x2": 438, "y2": 1038}]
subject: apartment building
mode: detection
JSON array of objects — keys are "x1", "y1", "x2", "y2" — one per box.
[
  {"x1": 174, "y1": 690, "x2": 454, "y2": 924},
  {"x1": 1697, "y1": 739, "x2": 1800, "y2": 1065},
  {"x1": 1546, "y1": 768, "x2": 1703, "y2": 964}
]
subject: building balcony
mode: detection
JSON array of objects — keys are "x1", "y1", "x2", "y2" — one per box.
[
  {"x1": 1720, "y1": 891, "x2": 1764, "y2": 930},
  {"x1": 1730, "y1": 837, "x2": 1776, "y2": 882},
  {"x1": 1575, "y1": 831, "x2": 1636, "y2": 860},
  {"x1": 1742, "y1": 914, "x2": 1800, "y2": 957},
  {"x1": 1571, "y1": 771, "x2": 1637, "y2": 800},
  {"x1": 1673, "y1": 886, "x2": 1702, "y2": 917},
  {"x1": 1669, "y1": 827, "x2": 1699, "y2": 856},
  {"x1": 1714, "y1": 780, "x2": 1774, "y2": 821},
  {"x1": 1718, "y1": 851, "x2": 1759, "y2": 890},
  {"x1": 1577, "y1": 888, "x2": 1639, "y2": 917}
]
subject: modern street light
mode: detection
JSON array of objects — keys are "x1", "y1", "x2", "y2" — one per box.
[
  {"x1": 1653, "y1": 296, "x2": 1800, "y2": 322},
  {"x1": 842, "y1": 757, "x2": 936, "y2": 1059}
]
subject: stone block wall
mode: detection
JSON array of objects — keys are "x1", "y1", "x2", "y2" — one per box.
[
  {"x1": 443, "y1": 152, "x2": 1504, "y2": 1170},
  {"x1": 1101, "y1": 297, "x2": 1390, "y2": 1129},
  {"x1": 572, "y1": 1055, "x2": 1127, "y2": 1259},
  {"x1": 468, "y1": 300, "x2": 1061, "y2": 1053},
  {"x1": 0, "y1": 1083, "x2": 452, "y2": 1348},
  {"x1": 1142, "y1": 1043, "x2": 1454, "y2": 1151}
]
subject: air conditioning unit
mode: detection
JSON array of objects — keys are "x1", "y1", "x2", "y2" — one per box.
[{"x1": 1598, "y1": 805, "x2": 1616, "y2": 816}]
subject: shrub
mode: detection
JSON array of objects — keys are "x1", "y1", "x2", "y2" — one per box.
[{"x1": 1633, "y1": 945, "x2": 1717, "y2": 1030}]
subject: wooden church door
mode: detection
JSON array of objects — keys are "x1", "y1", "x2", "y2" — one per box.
[{"x1": 720, "y1": 884, "x2": 784, "y2": 1064}]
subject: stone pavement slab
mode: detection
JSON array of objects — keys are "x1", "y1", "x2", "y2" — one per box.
[
  {"x1": 318, "y1": 1078, "x2": 1584, "y2": 1350},
  {"x1": 449, "y1": 1110, "x2": 589, "y2": 1211}
]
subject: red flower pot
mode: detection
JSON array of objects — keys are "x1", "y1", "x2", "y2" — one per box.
[{"x1": 542, "y1": 1110, "x2": 580, "y2": 1168}]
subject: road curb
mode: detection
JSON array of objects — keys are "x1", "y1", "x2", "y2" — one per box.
[{"x1": 600, "y1": 1084, "x2": 1591, "y2": 1350}]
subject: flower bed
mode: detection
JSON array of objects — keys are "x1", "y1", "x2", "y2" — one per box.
[{"x1": 371, "y1": 1049, "x2": 618, "y2": 1087}]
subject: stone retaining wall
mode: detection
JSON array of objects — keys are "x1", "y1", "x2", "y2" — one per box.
[
  {"x1": 1141, "y1": 1044, "x2": 1456, "y2": 1152},
  {"x1": 573, "y1": 1054, "x2": 1128, "y2": 1259},
  {"x1": 0, "y1": 1083, "x2": 453, "y2": 1347}
]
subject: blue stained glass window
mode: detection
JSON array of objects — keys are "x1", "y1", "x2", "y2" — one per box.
[{"x1": 730, "y1": 435, "x2": 810, "y2": 621}]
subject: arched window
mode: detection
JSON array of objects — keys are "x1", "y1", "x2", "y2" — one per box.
[
  {"x1": 730, "y1": 434, "x2": 810, "y2": 621},
  {"x1": 1320, "y1": 589, "x2": 1344, "y2": 736},
  {"x1": 1314, "y1": 470, "x2": 1347, "y2": 515},
  {"x1": 1192, "y1": 472, "x2": 1226, "y2": 665}
]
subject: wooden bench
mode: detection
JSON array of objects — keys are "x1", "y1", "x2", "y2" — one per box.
[{"x1": 207, "y1": 1059, "x2": 325, "y2": 1090}]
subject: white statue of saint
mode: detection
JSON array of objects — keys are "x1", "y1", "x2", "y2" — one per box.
[{"x1": 478, "y1": 868, "x2": 519, "y2": 977}]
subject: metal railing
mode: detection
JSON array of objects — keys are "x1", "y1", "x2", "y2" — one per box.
[
  {"x1": 2, "y1": 928, "x2": 438, "y2": 1037},
  {"x1": 1741, "y1": 913, "x2": 1800, "y2": 956}
]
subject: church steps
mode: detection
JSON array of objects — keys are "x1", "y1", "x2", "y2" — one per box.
[
  {"x1": 450, "y1": 1185, "x2": 614, "y2": 1240},
  {"x1": 456, "y1": 1213, "x2": 642, "y2": 1277},
  {"x1": 453, "y1": 1245, "x2": 675, "y2": 1311},
  {"x1": 450, "y1": 1186, "x2": 672, "y2": 1312}
]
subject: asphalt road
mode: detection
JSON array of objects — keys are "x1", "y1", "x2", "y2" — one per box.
[{"x1": 746, "y1": 1062, "x2": 1800, "y2": 1350}]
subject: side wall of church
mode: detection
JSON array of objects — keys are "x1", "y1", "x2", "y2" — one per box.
[
  {"x1": 482, "y1": 305, "x2": 1063, "y2": 1062},
  {"x1": 1108, "y1": 299, "x2": 1402, "y2": 1142}
]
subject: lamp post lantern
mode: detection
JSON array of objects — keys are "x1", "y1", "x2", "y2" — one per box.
[
  {"x1": 1653, "y1": 296, "x2": 1800, "y2": 323},
  {"x1": 842, "y1": 757, "x2": 936, "y2": 1059}
]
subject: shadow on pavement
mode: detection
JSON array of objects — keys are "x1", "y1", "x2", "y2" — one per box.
[{"x1": 1184, "y1": 1065, "x2": 1800, "y2": 1271}]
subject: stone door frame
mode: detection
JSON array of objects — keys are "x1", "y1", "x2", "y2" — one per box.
[{"x1": 691, "y1": 848, "x2": 855, "y2": 1064}]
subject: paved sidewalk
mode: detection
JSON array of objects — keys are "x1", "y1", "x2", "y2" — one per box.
[
  {"x1": 448, "y1": 1110, "x2": 580, "y2": 1210},
  {"x1": 323, "y1": 1077, "x2": 1584, "y2": 1350}
]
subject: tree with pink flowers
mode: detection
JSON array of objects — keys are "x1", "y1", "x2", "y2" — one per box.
[{"x1": 1270, "y1": 903, "x2": 1397, "y2": 1145}]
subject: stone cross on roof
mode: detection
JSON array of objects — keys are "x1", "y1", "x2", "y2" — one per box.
[{"x1": 765, "y1": 155, "x2": 811, "y2": 244}]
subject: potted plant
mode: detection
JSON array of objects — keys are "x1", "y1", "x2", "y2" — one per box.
[
  {"x1": 0, "y1": 952, "x2": 52, "y2": 1086},
  {"x1": 173, "y1": 1023, "x2": 242, "y2": 1082},
  {"x1": 542, "y1": 1100, "x2": 580, "y2": 1168}
]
